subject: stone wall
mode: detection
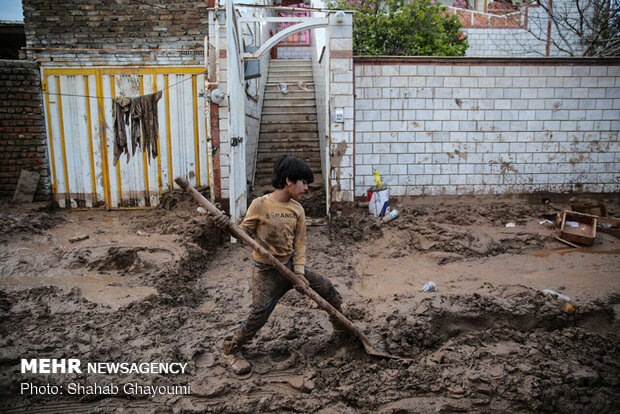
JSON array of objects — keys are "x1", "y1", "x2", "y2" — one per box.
[
  {"x1": 353, "y1": 57, "x2": 620, "y2": 197},
  {"x1": 22, "y1": 0, "x2": 210, "y2": 66},
  {"x1": 0, "y1": 59, "x2": 50, "y2": 199}
]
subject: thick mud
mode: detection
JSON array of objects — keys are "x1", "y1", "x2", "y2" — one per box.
[{"x1": 0, "y1": 193, "x2": 618, "y2": 412}]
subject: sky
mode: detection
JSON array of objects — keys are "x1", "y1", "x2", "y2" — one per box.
[{"x1": 1, "y1": 0, "x2": 24, "y2": 21}]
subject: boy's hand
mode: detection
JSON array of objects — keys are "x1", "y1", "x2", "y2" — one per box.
[
  {"x1": 214, "y1": 212, "x2": 231, "y2": 230},
  {"x1": 295, "y1": 273, "x2": 310, "y2": 290}
]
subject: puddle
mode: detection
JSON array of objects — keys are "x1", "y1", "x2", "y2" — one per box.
[
  {"x1": 1, "y1": 270, "x2": 155, "y2": 310},
  {"x1": 528, "y1": 246, "x2": 620, "y2": 257}
]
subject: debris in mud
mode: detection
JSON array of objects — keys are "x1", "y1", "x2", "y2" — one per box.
[
  {"x1": 0, "y1": 201, "x2": 63, "y2": 243},
  {"x1": 0, "y1": 195, "x2": 618, "y2": 413},
  {"x1": 68, "y1": 234, "x2": 89, "y2": 243}
]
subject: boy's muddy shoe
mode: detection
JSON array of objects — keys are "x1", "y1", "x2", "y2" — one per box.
[
  {"x1": 222, "y1": 335, "x2": 252, "y2": 376},
  {"x1": 222, "y1": 349, "x2": 252, "y2": 375}
]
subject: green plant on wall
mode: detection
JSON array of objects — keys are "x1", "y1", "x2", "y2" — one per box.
[{"x1": 330, "y1": 0, "x2": 468, "y2": 56}]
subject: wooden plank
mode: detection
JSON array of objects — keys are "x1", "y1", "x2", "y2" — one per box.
[{"x1": 554, "y1": 236, "x2": 581, "y2": 249}]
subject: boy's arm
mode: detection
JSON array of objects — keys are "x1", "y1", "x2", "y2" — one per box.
[
  {"x1": 238, "y1": 198, "x2": 261, "y2": 235},
  {"x1": 292, "y1": 207, "x2": 306, "y2": 275}
]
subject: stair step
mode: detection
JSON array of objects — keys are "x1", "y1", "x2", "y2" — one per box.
[
  {"x1": 257, "y1": 157, "x2": 320, "y2": 164},
  {"x1": 263, "y1": 105, "x2": 316, "y2": 111},
  {"x1": 258, "y1": 145, "x2": 319, "y2": 152},
  {"x1": 264, "y1": 92, "x2": 315, "y2": 100},
  {"x1": 259, "y1": 132, "x2": 319, "y2": 140},
  {"x1": 268, "y1": 68, "x2": 313, "y2": 74},
  {"x1": 261, "y1": 120, "x2": 316, "y2": 126},
  {"x1": 263, "y1": 102, "x2": 315, "y2": 107},
  {"x1": 260, "y1": 125, "x2": 318, "y2": 133},
  {"x1": 261, "y1": 111, "x2": 317, "y2": 116},
  {"x1": 265, "y1": 87, "x2": 314, "y2": 94},
  {"x1": 261, "y1": 110, "x2": 317, "y2": 116},
  {"x1": 261, "y1": 114, "x2": 317, "y2": 123},
  {"x1": 258, "y1": 149, "x2": 320, "y2": 157},
  {"x1": 270, "y1": 59, "x2": 311, "y2": 65},
  {"x1": 268, "y1": 75, "x2": 313, "y2": 81},
  {"x1": 262, "y1": 102, "x2": 316, "y2": 110},
  {"x1": 255, "y1": 165, "x2": 320, "y2": 175},
  {"x1": 259, "y1": 141, "x2": 319, "y2": 147}
]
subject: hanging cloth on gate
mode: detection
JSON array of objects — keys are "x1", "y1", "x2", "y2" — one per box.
[
  {"x1": 112, "y1": 97, "x2": 131, "y2": 166},
  {"x1": 140, "y1": 91, "x2": 163, "y2": 161},
  {"x1": 112, "y1": 91, "x2": 162, "y2": 166}
]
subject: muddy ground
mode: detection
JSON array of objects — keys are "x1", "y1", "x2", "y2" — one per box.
[{"x1": 0, "y1": 192, "x2": 618, "y2": 413}]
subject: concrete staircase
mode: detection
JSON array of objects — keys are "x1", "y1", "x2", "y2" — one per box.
[{"x1": 253, "y1": 59, "x2": 324, "y2": 215}]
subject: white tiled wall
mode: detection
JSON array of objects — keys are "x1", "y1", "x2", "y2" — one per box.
[{"x1": 354, "y1": 62, "x2": 620, "y2": 196}]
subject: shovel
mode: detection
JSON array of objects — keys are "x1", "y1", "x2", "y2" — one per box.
[{"x1": 175, "y1": 177, "x2": 403, "y2": 360}]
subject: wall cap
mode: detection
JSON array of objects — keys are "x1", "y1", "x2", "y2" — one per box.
[{"x1": 353, "y1": 56, "x2": 620, "y2": 66}]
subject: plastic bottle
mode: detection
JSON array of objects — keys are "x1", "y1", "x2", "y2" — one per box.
[
  {"x1": 542, "y1": 289, "x2": 571, "y2": 302},
  {"x1": 382, "y1": 209, "x2": 398, "y2": 224}
]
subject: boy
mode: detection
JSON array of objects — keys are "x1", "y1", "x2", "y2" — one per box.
[{"x1": 215, "y1": 155, "x2": 347, "y2": 375}]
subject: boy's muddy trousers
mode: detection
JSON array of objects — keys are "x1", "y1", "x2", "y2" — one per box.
[{"x1": 223, "y1": 261, "x2": 344, "y2": 354}]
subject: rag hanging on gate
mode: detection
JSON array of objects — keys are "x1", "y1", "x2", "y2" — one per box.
[{"x1": 112, "y1": 91, "x2": 163, "y2": 166}]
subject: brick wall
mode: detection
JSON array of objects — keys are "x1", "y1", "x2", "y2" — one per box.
[
  {"x1": 23, "y1": 0, "x2": 210, "y2": 66},
  {"x1": 0, "y1": 59, "x2": 50, "y2": 200},
  {"x1": 354, "y1": 57, "x2": 620, "y2": 197}
]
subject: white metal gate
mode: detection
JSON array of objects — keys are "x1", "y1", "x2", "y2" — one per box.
[
  {"x1": 227, "y1": 1, "x2": 248, "y2": 224},
  {"x1": 42, "y1": 67, "x2": 210, "y2": 208}
]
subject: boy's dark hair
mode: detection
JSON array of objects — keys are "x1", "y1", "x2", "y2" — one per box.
[{"x1": 271, "y1": 155, "x2": 314, "y2": 189}]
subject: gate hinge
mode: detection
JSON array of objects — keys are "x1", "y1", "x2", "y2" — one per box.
[{"x1": 231, "y1": 137, "x2": 244, "y2": 147}]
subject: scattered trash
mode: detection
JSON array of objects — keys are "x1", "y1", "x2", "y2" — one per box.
[
  {"x1": 277, "y1": 83, "x2": 289, "y2": 94},
  {"x1": 560, "y1": 211, "x2": 596, "y2": 246},
  {"x1": 423, "y1": 281, "x2": 437, "y2": 292},
  {"x1": 381, "y1": 209, "x2": 399, "y2": 225},
  {"x1": 542, "y1": 289, "x2": 571, "y2": 302},
  {"x1": 539, "y1": 219, "x2": 553, "y2": 225},
  {"x1": 564, "y1": 303, "x2": 576, "y2": 314},
  {"x1": 595, "y1": 216, "x2": 620, "y2": 238},
  {"x1": 69, "y1": 234, "x2": 89, "y2": 243},
  {"x1": 368, "y1": 186, "x2": 390, "y2": 217},
  {"x1": 298, "y1": 80, "x2": 312, "y2": 91},
  {"x1": 505, "y1": 222, "x2": 516, "y2": 228},
  {"x1": 136, "y1": 230, "x2": 149, "y2": 237},
  {"x1": 197, "y1": 207, "x2": 207, "y2": 214},
  {"x1": 571, "y1": 202, "x2": 607, "y2": 217}
]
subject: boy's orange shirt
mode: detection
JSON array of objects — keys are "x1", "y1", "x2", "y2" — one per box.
[{"x1": 240, "y1": 194, "x2": 306, "y2": 274}]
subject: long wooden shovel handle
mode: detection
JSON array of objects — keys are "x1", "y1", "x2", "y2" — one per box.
[{"x1": 174, "y1": 177, "x2": 374, "y2": 350}]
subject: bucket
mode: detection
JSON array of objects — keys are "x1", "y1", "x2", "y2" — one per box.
[{"x1": 367, "y1": 187, "x2": 390, "y2": 217}]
